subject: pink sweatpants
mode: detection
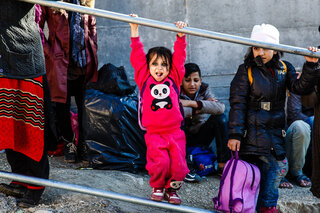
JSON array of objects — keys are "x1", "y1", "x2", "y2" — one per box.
[{"x1": 144, "y1": 128, "x2": 189, "y2": 189}]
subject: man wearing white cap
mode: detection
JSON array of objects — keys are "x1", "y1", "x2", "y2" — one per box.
[{"x1": 227, "y1": 24, "x2": 319, "y2": 212}]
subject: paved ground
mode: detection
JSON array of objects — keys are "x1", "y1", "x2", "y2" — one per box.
[{"x1": 0, "y1": 153, "x2": 319, "y2": 212}]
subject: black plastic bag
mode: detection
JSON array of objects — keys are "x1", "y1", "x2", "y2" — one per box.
[
  {"x1": 84, "y1": 89, "x2": 146, "y2": 173},
  {"x1": 87, "y1": 63, "x2": 135, "y2": 96}
]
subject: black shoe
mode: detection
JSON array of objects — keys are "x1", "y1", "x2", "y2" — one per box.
[
  {"x1": 62, "y1": 137, "x2": 77, "y2": 163},
  {"x1": 184, "y1": 172, "x2": 202, "y2": 182},
  {"x1": 77, "y1": 140, "x2": 89, "y2": 163},
  {"x1": 0, "y1": 183, "x2": 26, "y2": 198},
  {"x1": 18, "y1": 197, "x2": 39, "y2": 208},
  {"x1": 18, "y1": 189, "x2": 43, "y2": 208}
]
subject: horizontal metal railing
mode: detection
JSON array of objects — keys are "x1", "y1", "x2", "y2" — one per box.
[
  {"x1": 0, "y1": 170, "x2": 214, "y2": 213},
  {"x1": 19, "y1": 0, "x2": 320, "y2": 58}
]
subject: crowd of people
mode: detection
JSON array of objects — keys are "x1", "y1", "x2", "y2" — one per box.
[{"x1": 0, "y1": 1, "x2": 319, "y2": 212}]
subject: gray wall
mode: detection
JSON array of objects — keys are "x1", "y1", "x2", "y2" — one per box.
[{"x1": 95, "y1": 0, "x2": 320, "y2": 111}]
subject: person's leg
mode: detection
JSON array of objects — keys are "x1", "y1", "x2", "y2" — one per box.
[
  {"x1": 56, "y1": 77, "x2": 82, "y2": 163},
  {"x1": 0, "y1": 149, "x2": 29, "y2": 198},
  {"x1": 165, "y1": 129, "x2": 189, "y2": 205},
  {"x1": 184, "y1": 130, "x2": 204, "y2": 182},
  {"x1": 285, "y1": 120, "x2": 311, "y2": 186},
  {"x1": 303, "y1": 116, "x2": 313, "y2": 177},
  {"x1": 55, "y1": 98, "x2": 73, "y2": 142},
  {"x1": 166, "y1": 129, "x2": 189, "y2": 186},
  {"x1": 55, "y1": 80, "x2": 77, "y2": 163},
  {"x1": 207, "y1": 114, "x2": 231, "y2": 166},
  {"x1": 71, "y1": 76, "x2": 87, "y2": 161},
  {"x1": 257, "y1": 155, "x2": 287, "y2": 212},
  {"x1": 144, "y1": 132, "x2": 170, "y2": 201},
  {"x1": 5, "y1": 148, "x2": 49, "y2": 207},
  {"x1": 184, "y1": 115, "x2": 227, "y2": 179}
]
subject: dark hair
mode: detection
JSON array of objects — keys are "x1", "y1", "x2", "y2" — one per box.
[
  {"x1": 244, "y1": 47, "x2": 284, "y2": 68},
  {"x1": 146, "y1": 46, "x2": 172, "y2": 70},
  {"x1": 184, "y1": 63, "x2": 201, "y2": 78}
]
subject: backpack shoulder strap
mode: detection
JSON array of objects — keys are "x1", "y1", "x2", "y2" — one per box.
[
  {"x1": 167, "y1": 76, "x2": 185, "y2": 126},
  {"x1": 279, "y1": 60, "x2": 287, "y2": 74},
  {"x1": 248, "y1": 66, "x2": 253, "y2": 86},
  {"x1": 138, "y1": 75, "x2": 151, "y2": 131}
]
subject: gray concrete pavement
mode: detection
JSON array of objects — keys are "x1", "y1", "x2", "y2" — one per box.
[{"x1": 0, "y1": 153, "x2": 319, "y2": 212}]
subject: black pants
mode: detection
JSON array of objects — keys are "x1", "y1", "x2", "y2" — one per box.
[
  {"x1": 5, "y1": 148, "x2": 49, "y2": 185},
  {"x1": 185, "y1": 113, "x2": 230, "y2": 163},
  {"x1": 55, "y1": 76, "x2": 85, "y2": 143}
]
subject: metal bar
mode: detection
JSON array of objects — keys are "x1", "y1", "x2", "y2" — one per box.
[
  {"x1": 19, "y1": 0, "x2": 320, "y2": 58},
  {"x1": 0, "y1": 171, "x2": 214, "y2": 213}
]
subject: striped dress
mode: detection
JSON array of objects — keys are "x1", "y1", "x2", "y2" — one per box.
[{"x1": 0, "y1": 76, "x2": 44, "y2": 162}]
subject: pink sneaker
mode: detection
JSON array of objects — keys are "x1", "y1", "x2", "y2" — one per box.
[
  {"x1": 164, "y1": 188, "x2": 181, "y2": 205},
  {"x1": 151, "y1": 188, "x2": 164, "y2": 201},
  {"x1": 260, "y1": 206, "x2": 279, "y2": 213}
]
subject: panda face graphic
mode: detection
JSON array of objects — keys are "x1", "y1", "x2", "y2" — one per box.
[
  {"x1": 150, "y1": 81, "x2": 173, "y2": 111},
  {"x1": 150, "y1": 82, "x2": 170, "y2": 99}
]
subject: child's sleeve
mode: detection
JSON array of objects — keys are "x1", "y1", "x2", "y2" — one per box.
[
  {"x1": 228, "y1": 64, "x2": 250, "y2": 141},
  {"x1": 198, "y1": 90, "x2": 225, "y2": 115},
  {"x1": 287, "y1": 60, "x2": 318, "y2": 95},
  {"x1": 130, "y1": 37, "x2": 149, "y2": 89},
  {"x1": 170, "y1": 35, "x2": 187, "y2": 88}
]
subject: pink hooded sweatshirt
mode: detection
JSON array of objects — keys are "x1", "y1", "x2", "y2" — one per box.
[{"x1": 130, "y1": 35, "x2": 187, "y2": 133}]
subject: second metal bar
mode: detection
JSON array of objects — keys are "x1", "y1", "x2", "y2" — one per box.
[
  {"x1": 0, "y1": 171, "x2": 214, "y2": 213},
  {"x1": 19, "y1": 0, "x2": 320, "y2": 58}
]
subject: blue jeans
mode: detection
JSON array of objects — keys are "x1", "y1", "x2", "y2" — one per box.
[
  {"x1": 285, "y1": 120, "x2": 311, "y2": 177},
  {"x1": 256, "y1": 155, "x2": 288, "y2": 208}
]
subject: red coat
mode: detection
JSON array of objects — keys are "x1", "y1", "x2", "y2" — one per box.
[{"x1": 39, "y1": 7, "x2": 98, "y2": 103}]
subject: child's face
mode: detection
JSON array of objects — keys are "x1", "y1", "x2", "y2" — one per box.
[
  {"x1": 149, "y1": 54, "x2": 169, "y2": 82},
  {"x1": 252, "y1": 47, "x2": 277, "y2": 64},
  {"x1": 182, "y1": 72, "x2": 202, "y2": 98}
]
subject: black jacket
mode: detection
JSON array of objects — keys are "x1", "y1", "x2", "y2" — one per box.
[
  {"x1": 228, "y1": 58, "x2": 316, "y2": 158},
  {"x1": 287, "y1": 91, "x2": 313, "y2": 127},
  {"x1": 0, "y1": 1, "x2": 45, "y2": 79}
]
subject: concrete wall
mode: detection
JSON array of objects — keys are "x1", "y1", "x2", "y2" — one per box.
[{"x1": 94, "y1": 0, "x2": 320, "y2": 110}]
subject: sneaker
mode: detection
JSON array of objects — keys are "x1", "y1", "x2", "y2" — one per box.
[
  {"x1": 64, "y1": 142, "x2": 77, "y2": 163},
  {"x1": 151, "y1": 188, "x2": 164, "y2": 201},
  {"x1": 164, "y1": 188, "x2": 181, "y2": 205},
  {"x1": 260, "y1": 206, "x2": 279, "y2": 213},
  {"x1": 184, "y1": 172, "x2": 202, "y2": 182}
]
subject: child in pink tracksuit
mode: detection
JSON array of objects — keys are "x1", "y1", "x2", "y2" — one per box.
[{"x1": 129, "y1": 14, "x2": 189, "y2": 205}]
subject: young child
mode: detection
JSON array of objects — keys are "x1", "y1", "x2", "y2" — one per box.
[
  {"x1": 129, "y1": 14, "x2": 189, "y2": 205},
  {"x1": 180, "y1": 63, "x2": 229, "y2": 181},
  {"x1": 227, "y1": 24, "x2": 317, "y2": 212}
]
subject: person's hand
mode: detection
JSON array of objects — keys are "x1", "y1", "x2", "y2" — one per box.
[
  {"x1": 296, "y1": 71, "x2": 302, "y2": 79},
  {"x1": 129, "y1": 14, "x2": 139, "y2": 37},
  {"x1": 180, "y1": 99, "x2": 198, "y2": 108},
  {"x1": 228, "y1": 139, "x2": 240, "y2": 151},
  {"x1": 174, "y1": 21, "x2": 187, "y2": 37},
  {"x1": 207, "y1": 97, "x2": 218, "y2": 102},
  {"x1": 304, "y1": 46, "x2": 320, "y2": 63}
]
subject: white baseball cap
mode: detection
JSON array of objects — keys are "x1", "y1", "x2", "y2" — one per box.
[{"x1": 250, "y1": 24, "x2": 280, "y2": 44}]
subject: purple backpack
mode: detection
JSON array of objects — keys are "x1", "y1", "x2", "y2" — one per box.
[{"x1": 213, "y1": 151, "x2": 260, "y2": 213}]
